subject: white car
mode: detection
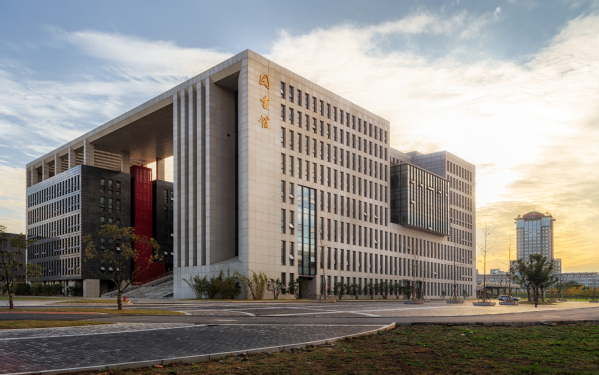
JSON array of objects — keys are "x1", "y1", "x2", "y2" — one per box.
[{"x1": 498, "y1": 295, "x2": 521, "y2": 301}]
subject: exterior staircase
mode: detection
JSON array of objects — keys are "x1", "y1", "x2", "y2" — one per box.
[{"x1": 101, "y1": 272, "x2": 173, "y2": 299}]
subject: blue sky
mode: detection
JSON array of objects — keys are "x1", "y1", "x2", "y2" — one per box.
[{"x1": 1, "y1": 0, "x2": 598, "y2": 272}]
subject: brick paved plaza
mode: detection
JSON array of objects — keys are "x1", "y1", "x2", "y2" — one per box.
[{"x1": 2, "y1": 300, "x2": 599, "y2": 374}]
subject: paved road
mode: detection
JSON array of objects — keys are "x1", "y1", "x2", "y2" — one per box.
[
  {"x1": 2, "y1": 300, "x2": 599, "y2": 374},
  {"x1": 0, "y1": 324, "x2": 385, "y2": 374}
]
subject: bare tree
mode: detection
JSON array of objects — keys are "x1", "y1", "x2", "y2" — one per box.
[
  {"x1": 0, "y1": 226, "x2": 42, "y2": 309},
  {"x1": 477, "y1": 224, "x2": 497, "y2": 302},
  {"x1": 319, "y1": 236, "x2": 331, "y2": 301},
  {"x1": 83, "y1": 225, "x2": 160, "y2": 310}
]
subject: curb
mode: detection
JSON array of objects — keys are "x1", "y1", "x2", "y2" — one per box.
[
  {"x1": 9, "y1": 323, "x2": 396, "y2": 375},
  {"x1": 396, "y1": 319, "x2": 599, "y2": 327}
]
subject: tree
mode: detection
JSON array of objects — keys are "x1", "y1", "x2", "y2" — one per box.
[
  {"x1": 293, "y1": 277, "x2": 308, "y2": 299},
  {"x1": 319, "y1": 237, "x2": 331, "y2": 301},
  {"x1": 380, "y1": 281, "x2": 389, "y2": 299},
  {"x1": 0, "y1": 226, "x2": 42, "y2": 309},
  {"x1": 267, "y1": 278, "x2": 285, "y2": 299},
  {"x1": 350, "y1": 283, "x2": 360, "y2": 300},
  {"x1": 511, "y1": 259, "x2": 532, "y2": 301},
  {"x1": 83, "y1": 225, "x2": 160, "y2": 310},
  {"x1": 524, "y1": 254, "x2": 555, "y2": 307},
  {"x1": 441, "y1": 290, "x2": 446, "y2": 300},
  {"x1": 335, "y1": 282, "x2": 346, "y2": 300},
  {"x1": 477, "y1": 224, "x2": 497, "y2": 302},
  {"x1": 364, "y1": 282, "x2": 374, "y2": 299}
]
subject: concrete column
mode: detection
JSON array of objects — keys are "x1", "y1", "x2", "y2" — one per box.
[
  {"x1": 54, "y1": 153, "x2": 60, "y2": 175},
  {"x1": 83, "y1": 279, "x2": 100, "y2": 297},
  {"x1": 188, "y1": 85, "x2": 197, "y2": 267},
  {"x1": 180, "y1": 89, "x2": 188, "y2": 267},
  {"x1": 83, "y1": 139, "x2": 94, "y2": 166},
  {"x1": 173, "y1": 92, "x2": 180, "y2": 269},
  {"x1": 155, "y1": 158, "x2": 165, "y2": 180},
  {"x1": 121, "y1": 151, "x2": 131, "y2": 174},
  {"x1": 42, "y1": 160, "x2": 50, "y2": 181},
  {"x1": 205, "y1": 77, "x2": 211, "y2": 267},
  {"x1": 67, "y1": 146, "x2": 77, "y2": 169},
  {"x1": 197, "y1": 81, "x2": 206, "y2": 267},
  {"x1": 27, "y1": 167, "x2": 32, "y2": 188}
]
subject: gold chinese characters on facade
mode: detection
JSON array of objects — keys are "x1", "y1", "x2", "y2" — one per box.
[
  {"x1": 259, "y1": 74, "x2": 270, "y2": 89},
  {"x1": 260, "y1": 95, "x2": 270, "y2": 109},
  {"x1": 259, "y1": 74, "x2": 270, "y2": 129},
  {"x1": 259, "y1": 115, "x2": 270, "y2": 128}
]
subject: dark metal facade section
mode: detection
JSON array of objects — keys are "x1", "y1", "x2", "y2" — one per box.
[
  {"x1": 297, "y1": 185, "x2": 317, "y2": 277},
  {"x1": 152, "y1": 179, "x2": 174, "y2": 273},
  {"x1": 390, "y1": 164, "x2": 449, "y2": 236},
  {"x1": 26, "y1": 165, "x2": 132, "y2": 286}
]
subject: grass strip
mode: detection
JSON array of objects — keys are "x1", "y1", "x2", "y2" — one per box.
[
  {"x1": 2, "y1": 308, "x2": 185, "y2": 315},
  {"x1": 73, "y1": 323, "x2": 599, "y2": 375},
  {"x1": 0, "y1": 320, "x2": 112, "y2": 330}
]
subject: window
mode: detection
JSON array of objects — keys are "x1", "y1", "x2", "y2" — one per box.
[
  {"x1": 290, "y1": 183, "x2": 294, "y2": 204},
  {"x1": 100, "y1": 197, "x2": 105, "y2": 211},
  {"x1": 281, "y1": 105, "x2": 286, "y2": 121},
  {"x1": 108, "y1": 180, "x2": 113, "y2": 192},
  {"x1": 327, "y1": 104, "x2": 331, "y2": 119},
  {"x1": 289, "y1": 130, "x2": 294, "y2": 150},
  {"x1": 290, "y1": 211, "x2": 295, "y2": 234},
  {"x1": 108, "y1": 198, "x2": 113, "y2": 214},
  {"x1": 289, "y1": 108, "x2": 294, "y2": 124},
  {"x1": 305, "y1": 93, "x2": 309, "y2": 109},
  {"x1": 281, "y1": 241, "x2": 286, "y2": 265},
  {"x1": 281, "y1": 181, "x2": 286, "y2": 202},
  {"x1": 297, "y1": 89, "x2": 302, "y2": 106},
  {"x1": 289, "y1": 156, "x2": 294, "y2": 176},
  {"x1": 320, "y1": 100, "x2": 324, "y2": 115},
  {"x1": 281, "y1": 209, "x2": 286, "y2": 233},
  {"x1": 289, "y1": 86, "x2": 294, "y2": 102},
  {"x1": 116, "y1": 181, "x2": 121, "y2": 195},
  {"x1": 312, "y1": 96, "x2": 317, "y2": 112},
  {"x1": 281, "y1": 154, "x2": 286, "y2": 174},
  {"x1": 116, "y1": 199, "x2": 121, "y2": 214},
  {"x1": 281, "y1": 82, "x2": 286, "y2": 99},
  {"x1": 100, "y1": 178, "x2": 105, "y2": 192},
  {"x1": 281, "y1": 127, "x2": 286, "y2": 147}
]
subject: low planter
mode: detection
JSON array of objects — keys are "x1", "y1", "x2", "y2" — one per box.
[
  {"x1": 589, "y1": 300, "x2": 599, "y2": 303},
  {"x1": 559, "y1": 299, "x2": 569, "y2": 302},
  {"x1": 446, "y1": 300, "x2": 464, "y2": 304},
  {"x1": 473, "y1": 301, "x2": 496, "y2": 306},
  {"x1": 404, "y1": 300, "x2": 425, "y2": 304},
  {"x1": 546, "y1": 299, "x2": 558, "y2": 303},
  {"x1": 499, "y1": 301, "x2": 519, "y2": 305}
]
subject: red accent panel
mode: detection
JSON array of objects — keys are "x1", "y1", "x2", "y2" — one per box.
[{"x1": 131, "y1": 166, "x2": 164, "y2": 282}]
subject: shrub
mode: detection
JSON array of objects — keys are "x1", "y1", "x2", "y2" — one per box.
[
  {"x1": 184, "y1": 275, "x2": 209, "y2": 299},
  {"x1": 248, "y1": 271, "x2": 268, "y2": 300},
  {"x1": 267, "y1": 278, "x2": 285, "y2": 299},
  {"x1": 14, "y1": 283, "x2": 31, "y2": 296},
  {"x1": 335, "y1": 282, "x2": 346, "y2": 300},
  {"x1": 219, "y1": 271, "x2": 241, "y2": 299},
  {"x1": 67, "y1": 283, "x2": 83, "y2": 296}
]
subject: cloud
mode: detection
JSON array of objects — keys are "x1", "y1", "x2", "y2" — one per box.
[
  {"x1": 266, "y1": 12, "x2": 599, "y2": 272},
  {"x1": 1, "y1": 9, "x2": 599, "y2": 273}
]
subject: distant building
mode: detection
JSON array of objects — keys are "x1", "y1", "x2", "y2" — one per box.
[{"x1": 515, "y1": 211, "x2": 561, "y2": 273}]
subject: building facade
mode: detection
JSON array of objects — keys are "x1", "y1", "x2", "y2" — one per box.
[
  {"x1": 25, "y1": 50, "x2": 476, "y2": 299},
  {"x1": 26, "y1": 164, "x2": 173, "y2": 296},
  {"x1": 515, "y1": 211, "x2": 561, "y2": 273}
]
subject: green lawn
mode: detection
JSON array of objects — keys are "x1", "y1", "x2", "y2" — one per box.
[
  {"x1": 1, "y1": 308, "x2": 185, "y2": 315},
  {"x1": 73, "y1": 323, "x2": 599, "y2": 375}
]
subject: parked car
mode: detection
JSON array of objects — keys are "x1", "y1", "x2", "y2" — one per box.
[{"x1": 498, "y1": 295, "x2": 521, "y2": 301}]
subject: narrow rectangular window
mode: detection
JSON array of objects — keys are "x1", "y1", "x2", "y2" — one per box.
[
  {"x1": 281, "y1": 209, "x2": 286, "y2": 233},
  {"x1": 281, "y1": 105, "x2": 286, "y2": 121},
  {"x1": 281, "y1": 241, "x2": 286, "y2": 265},
  {"x1": 289, "y1": 86, "x2": 294, "y2": 102},
  {"x1": 281, "y1": 82, "x2": 286, "y2": 99}
]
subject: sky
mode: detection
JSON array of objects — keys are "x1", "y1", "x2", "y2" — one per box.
[{"x1": 1, "y1": 0, "x2": 598, "y2": 273}]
